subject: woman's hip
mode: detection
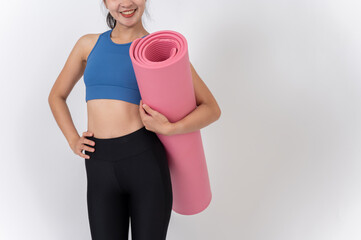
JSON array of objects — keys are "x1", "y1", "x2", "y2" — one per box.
[{"x1": 84, "y1": 126, "x2": 162, "y2": 161}]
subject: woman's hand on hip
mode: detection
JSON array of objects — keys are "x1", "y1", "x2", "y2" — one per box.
[{"x1": 70, "y1": 131, "x2": 96, "y2": 159}]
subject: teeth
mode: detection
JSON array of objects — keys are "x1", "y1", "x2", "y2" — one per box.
[{"x1": 121, "y1": 9, "x2": 135, "y2": 14}]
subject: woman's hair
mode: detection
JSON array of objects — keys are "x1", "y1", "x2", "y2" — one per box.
[{"x1": 103, "y1": 0, "x2": 151, "y2": 29}]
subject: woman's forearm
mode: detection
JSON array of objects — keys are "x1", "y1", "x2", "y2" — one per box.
[
  {"x1": 48, "y1": 96, "x2": 80, "y2": 146},
  {"x1": 168, "y1": 103, "x2": 221, "y2": 135}
]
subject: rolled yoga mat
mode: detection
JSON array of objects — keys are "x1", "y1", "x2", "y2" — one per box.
[{"x1": 129, "y1": 30, "x2": 212, "y2": 215}]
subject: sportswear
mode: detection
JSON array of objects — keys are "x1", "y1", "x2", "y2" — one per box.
[
  {"x1": 84, "y1": 126, "x2": 173, "y2": 240},
  {"x1": 83, "y1": 29, "x2": 149, "y2": 104}
]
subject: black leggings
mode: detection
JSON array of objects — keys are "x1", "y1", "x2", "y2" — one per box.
[{"x1": 84, "y1": 126, "x2": 173, "y2": 240}]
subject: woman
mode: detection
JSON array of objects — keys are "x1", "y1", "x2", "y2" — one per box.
[{"x1": 48, "y1": 0, "x2": 221, "y2": 239}]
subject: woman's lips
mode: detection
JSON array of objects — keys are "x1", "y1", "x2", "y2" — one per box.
[{"x1": 120, "y1": 8, "x2": 137, "y2": 18}]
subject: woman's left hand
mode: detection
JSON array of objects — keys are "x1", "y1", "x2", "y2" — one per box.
[{"x1": 139, "y1": 99, "x2": 173, "y2": 136}]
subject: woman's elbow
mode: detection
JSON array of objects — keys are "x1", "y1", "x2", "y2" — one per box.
[
  {"x1": 215, "y1": 107, "x2": 221, "y2": 120},
  {"x1": 209, "y1": 103, "x2": 221, "y2": 121}
]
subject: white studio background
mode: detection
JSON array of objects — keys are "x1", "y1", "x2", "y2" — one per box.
[{"x1": 1, "y1": 0, "x2": 361, "y2": 239}]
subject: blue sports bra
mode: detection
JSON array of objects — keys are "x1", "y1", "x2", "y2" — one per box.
[{"x1": 83, "y1": 29, "x2": 148, "y2": 105}]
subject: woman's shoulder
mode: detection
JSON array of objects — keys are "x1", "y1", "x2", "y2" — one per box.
[
  {"x1": 80, "y1": 32, "x2": 104, "y2": 45},
  {"x1": 78, "y1": 32, "x2": 107, "y2": 62}
]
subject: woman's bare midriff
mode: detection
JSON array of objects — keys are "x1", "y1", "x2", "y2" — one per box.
[{"x1": 86, "y1": 99, "x2": 145, "y2": 139}]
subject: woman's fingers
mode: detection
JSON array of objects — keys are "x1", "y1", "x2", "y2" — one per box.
[
  {"x1": 82, "y1": 143, "x2": 95, "y2": 153},
  {"x1": 83, "y1": 138, "x2": 95, "y2": 147},
  {"x1": 78, "y1": 144, "x2": 92, "y2": 159},
  {"x1": 77, "y1": 131, "x2": 95, "y2": 159},
  {"x1": 80, "y1": 152, "x2": 90, "y2": 159}
]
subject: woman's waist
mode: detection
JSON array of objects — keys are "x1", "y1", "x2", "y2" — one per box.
[
  {"x1": 87, "y1": 119, "x2": 144, "y2": 138},
  {"x1": 86, "y1": 99, "x2": 143, "y2": 137},
  {"x1": 84, "y1": 126, "x2": 160, "y2": 161}
]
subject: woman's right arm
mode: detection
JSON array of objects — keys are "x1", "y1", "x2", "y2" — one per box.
[{"x1": 48, "y1": 35, "x2": 95, "y2": 158}]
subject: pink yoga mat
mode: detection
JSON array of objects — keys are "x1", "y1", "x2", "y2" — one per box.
[{"x1": 129, "y1": 30, "x2": 212, "y2": 215}]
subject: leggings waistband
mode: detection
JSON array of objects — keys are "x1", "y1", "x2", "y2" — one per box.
[{"x1": 84, "y1": 126, "x2": 160, "y2": 161}]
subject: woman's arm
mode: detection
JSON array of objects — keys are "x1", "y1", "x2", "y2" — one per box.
[
  {"x1": 168, "y1": 62, "x2": 221, "y2": 135},
  {"x1": 48, "y1": 35, "x2": 88, "y2": 147}
]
